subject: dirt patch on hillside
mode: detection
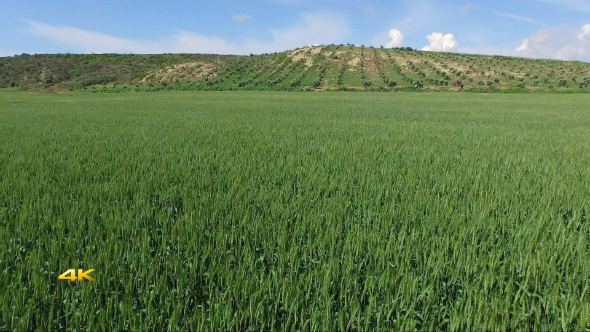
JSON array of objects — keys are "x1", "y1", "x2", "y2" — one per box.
[
  {"x1": 288, "y1": 48, "x2": 307, "y2": 62},
  {"x1": 388, "y1": 54, "x2": 407, "y2": 67},
  {"x1": 400, "y1": 52, "x2": 426, "y2": 64},
  {"x1": 348, "y1": 57, "x2": 361, "y2": 68},
  {"x1": 170, "y1": 62, "x2": 214, "y2": 75},
  {"x1": 287, "y1": 47, "x2": 316, "y2": 68},
  {"x1": 364, "y1": 59, "x2": 378, "y2": 72},
  {"x1": 310, "y1": 47, "x2": 322, "y2": 55},
  {"x1": 140, "y1": 62, "x2": 216, "y2": 84}
]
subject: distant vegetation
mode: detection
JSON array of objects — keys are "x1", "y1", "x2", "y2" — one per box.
[{"x1": 1, "y1": 45, "x2": 590, "y2": 92}]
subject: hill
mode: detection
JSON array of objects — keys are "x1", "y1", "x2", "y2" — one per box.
[{"x1": 1, "y1": 45, "x2": 590, "y2": 92}]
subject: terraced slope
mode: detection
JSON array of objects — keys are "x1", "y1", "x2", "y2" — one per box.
[{"x1": 1, "y1": 45, "x2": 589, "y2": 92}]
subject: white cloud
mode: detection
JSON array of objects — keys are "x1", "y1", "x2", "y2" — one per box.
[
  {"x1": 24, "y1": 20, "x2": 149, "y2": 53},
  {"x1": 579, "y1": 24, "x2": 590, "y2": 40},
  {"x1": 461, "y1": 3, "x2": 473, "y2": 13},
  {"x1": 23, "y1": 13, "x2": 350, "y2": 55},
  {"x1": 385, "y1": 29, "x2": 404, "y2": 48},
  {"x1": 23, "y1": 20, "x2": 243, "y2": 54},
  {"x1": 422, "y1": 32, "x2": 458, "y2": 52},
  {"x1": 515, "y1": 39, "x2": 530, "y2": 53},
  {"x1": 514, "y1": 24, "x2": 590, "y2": 61},
  {"x1": 363, "y1": 7, "x2": 376, "y2": 15},
  {"x1": 232, "y1": 14, "x2": 252, "y2": 23}
]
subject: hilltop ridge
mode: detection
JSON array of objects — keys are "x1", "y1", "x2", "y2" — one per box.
[{"x1": 1, "y1": 45, "x2": 589, "y2": 92}]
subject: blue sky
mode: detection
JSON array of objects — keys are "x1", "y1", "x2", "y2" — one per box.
[{"x1": 1, "y1": 0, "x2": 589, "y2": 62}]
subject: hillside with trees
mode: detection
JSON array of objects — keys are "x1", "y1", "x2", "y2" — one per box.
[{"x1": 1, "y1": 45, "x2": 589, "y2": 92}]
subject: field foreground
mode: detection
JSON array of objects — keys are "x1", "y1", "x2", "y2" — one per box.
[{"x1": 1, "y1": 91, "x2": 590, "y2": 330}]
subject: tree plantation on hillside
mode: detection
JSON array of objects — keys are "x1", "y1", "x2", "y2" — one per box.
[{"x1": 1, "y1": 45, "x2": 590, "y2": 92}]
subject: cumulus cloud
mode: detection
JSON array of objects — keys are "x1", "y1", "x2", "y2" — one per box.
[
  {"x1": 515, "y1": 39, "x2": 530, "y2": 53},
  {"x1": 514, "y1": 24, "x2": 590, "y2": 61},
  {"x1": 422, "y1": 32, "x2": 458, "y2": 52},
  {"x1": 23, "y1": 13, "x2": 350, "y2": 55},
  {"x1": 232, "y1": 14, "x2": 252, "y2": 23},
  {"x1": 385, "y1": 29, "x2": 404, "y2": 48},
  {"x1": 579, "y1": 24, "x2": 590, "y2": 40}
]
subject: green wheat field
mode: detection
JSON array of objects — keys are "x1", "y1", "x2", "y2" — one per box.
[{"x1": 1, "y1": 91, "x2": 590, "y2": 331}]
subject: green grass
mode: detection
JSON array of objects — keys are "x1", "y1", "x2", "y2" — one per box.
[{"x1": 1, "y1": 91, "x2": 590, "y2": 331}]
